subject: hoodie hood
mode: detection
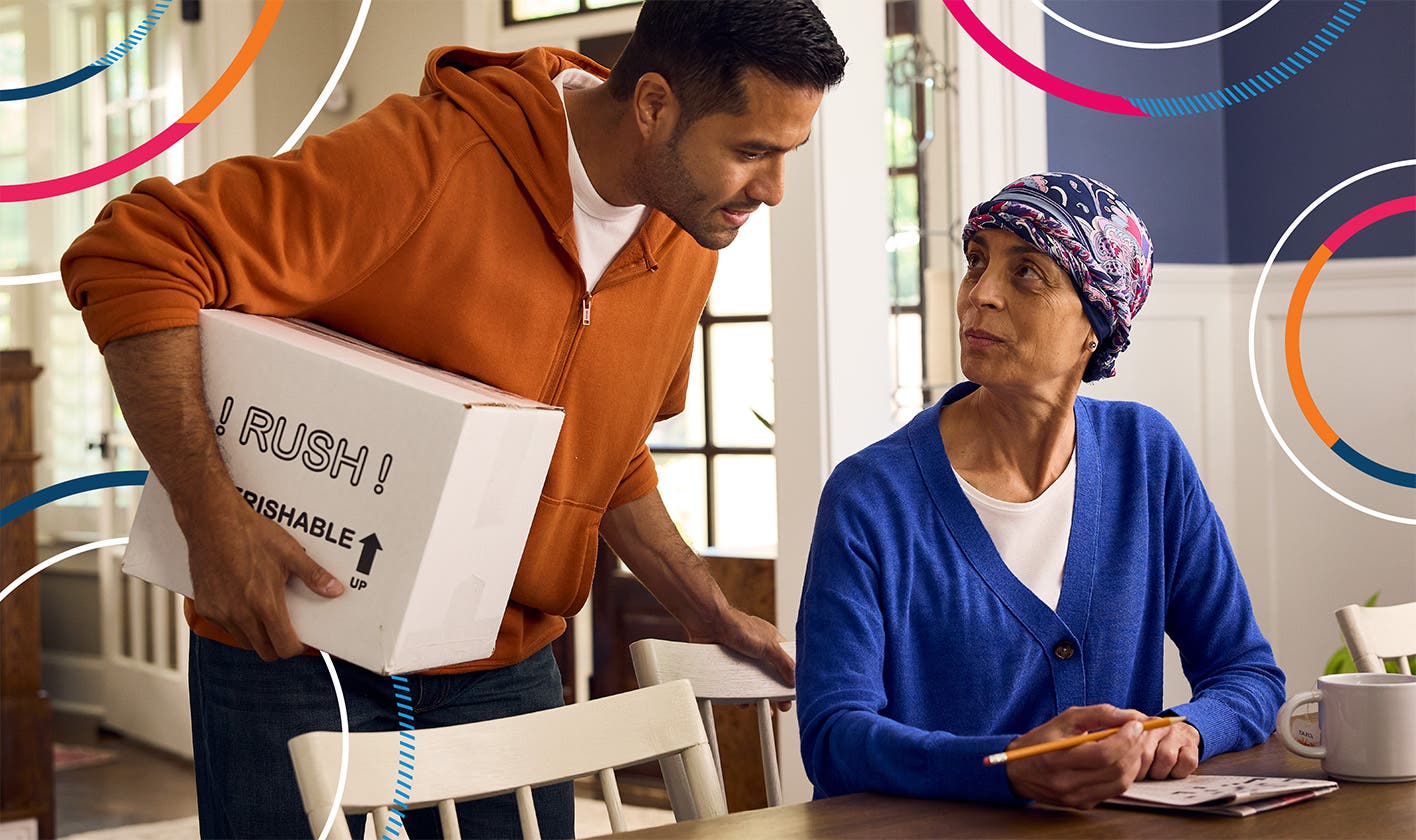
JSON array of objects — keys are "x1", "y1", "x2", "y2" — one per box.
[{"x1": 421, "y1": 46, "x2": 610, "y2": 234}]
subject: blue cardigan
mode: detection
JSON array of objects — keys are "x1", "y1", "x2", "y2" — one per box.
[{"x1": 796, "y1": 382, "x2": 1285, "y2": 804}]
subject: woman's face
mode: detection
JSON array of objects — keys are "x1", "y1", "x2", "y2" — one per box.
[{"x1": 957, "y1": 228, "x2": 1095, "y2": 392}]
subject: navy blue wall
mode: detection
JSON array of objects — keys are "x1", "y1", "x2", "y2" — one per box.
[{"x1": 1043, "y1": 0, "x2": 1415, "y2": 264}]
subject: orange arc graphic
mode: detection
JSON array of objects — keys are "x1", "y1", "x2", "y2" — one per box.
[
  {"x1": 1284, "y1": 245, "x2": 1338, "y2": 447},
  {"x1": 181, "y1": 0, "x2": 283, "y2": 124}
]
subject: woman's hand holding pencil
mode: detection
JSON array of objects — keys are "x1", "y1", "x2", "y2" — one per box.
[
  {"x1": 996, "y1": 704, "x2": 1159, "y2": 810},
  {"x1": 985, "y1": 715, "x2": 1186, "y2": 765}
]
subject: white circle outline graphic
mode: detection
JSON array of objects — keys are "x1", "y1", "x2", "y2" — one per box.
[
  {"x1": 0, "y1": 537, "x2": 351, "y2": 840},
  {"x1": 1246, "y1": 159, "x2": 1416, "y2": 526},
  {"x1": 1034, "y1": 0, "x2": 1281, "y2": 50},
  {"x1": 275, "y1": 0, "x2": 370, "y2": 155}
]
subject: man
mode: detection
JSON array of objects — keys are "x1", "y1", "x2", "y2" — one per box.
[{"x1": 61, "y1": 2, "x2": 847, "y2": 836}]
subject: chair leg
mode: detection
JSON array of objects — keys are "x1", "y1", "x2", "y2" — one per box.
[
  {"x1": 698, "y1": 699, "x2": 725, "y2": 798},
  {"x1": 438, "y1": 799, "x2": 460, "y2": 837},
  {"x1": 680, "y1": 741, "x2": 729, "y2": 819},
  {"x1": 756, "y1": 699, "x2": 782, "y2": 807},
  {"x1": 516, "y1": 785, "x2": 541, "y2": 840},
  {"x1": 307, "y1": 806, "x2": 355, "y2": 840},
  {"x1": 659, "y1": 753, "x2": 699, "y2": 822},
  {"x1": 599, "y1": 768, "x2": 627, "y2": 833}
]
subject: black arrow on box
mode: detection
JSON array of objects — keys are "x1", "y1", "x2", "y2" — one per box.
[{"x1": 356, "y1": 533, "x2": 382, "y2": 575}]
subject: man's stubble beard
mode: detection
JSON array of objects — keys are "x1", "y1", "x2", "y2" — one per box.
[{"x1": 631, "y1": 135, "x2": 738, "y2": 251}]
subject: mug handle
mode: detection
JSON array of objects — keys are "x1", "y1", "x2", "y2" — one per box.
[{"x1": 1277, "y1": 690, "x2": 1325, "y2": 759}]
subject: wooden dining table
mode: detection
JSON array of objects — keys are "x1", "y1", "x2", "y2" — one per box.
[{"x1": 617, "y1": 735, "x2": 1416, "y2": 838}]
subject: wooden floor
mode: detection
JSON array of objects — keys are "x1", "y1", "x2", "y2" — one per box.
[{"x1": 55, "y1": 731, "x2": 198, "y2": 837}]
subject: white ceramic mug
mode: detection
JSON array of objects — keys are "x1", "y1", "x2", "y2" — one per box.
[{"x1": 1277, "y1": 672, "x2": 1416, "y2": 782}]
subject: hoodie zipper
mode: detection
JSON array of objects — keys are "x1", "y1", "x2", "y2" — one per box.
[
  {"x1": 545, "y1": 290, "x2": 592, "y2": 405},
  {"x1": 542, "y1": 224, "x2": 659, "y2": 405}
]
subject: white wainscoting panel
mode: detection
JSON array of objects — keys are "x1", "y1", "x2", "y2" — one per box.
[
  {"x1": 1096, "y1": 259, "x2": 1416, "y2": 704},
  {"x1": 1249, "y1": 259, "x2": 1416, "y2": 691},
  {"x1": 1087, "y1": 264, "x2": 1239, "y2": 707}
]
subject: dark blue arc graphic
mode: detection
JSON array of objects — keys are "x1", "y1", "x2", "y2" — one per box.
[
  {"x1": 0, "y1": 470, "x2": 149, "y2": 527},
  {"x1": 0, "y1": 0, "x2": 170, "y2": 102},
  {"x1": 1330, "y1": 440, "x2": 1416, "y2": 489}
]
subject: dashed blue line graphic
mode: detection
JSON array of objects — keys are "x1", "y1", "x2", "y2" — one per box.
[
  {"x1": 1128, "y1": 0, "x2": 1368, "y2": 116},
  {"x1": 0, "y1": 0, "x2": 170, "y2": 101},
  {"x1": 950, "y1": 0, "x2": 1369, "y2": 118},
  {"x1": 383, "y1": 675, "x2": 416, "y2": 840}
]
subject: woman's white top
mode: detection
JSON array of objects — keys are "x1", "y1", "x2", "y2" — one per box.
[{"x1": 953, "y1": 449, "x2": 1076, "y2": 612}]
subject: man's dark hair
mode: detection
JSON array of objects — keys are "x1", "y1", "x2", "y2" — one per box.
[{"x1": 607, "y1": 0, "x2": 848, "y2": 124}]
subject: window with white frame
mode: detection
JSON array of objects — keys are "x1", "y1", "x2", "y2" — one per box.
[
  {"x1": 57, "y1": 0, "x2": 183, "y2": 230},
  {"x1": 505, "y1": 0, "x2": 640, "y2": 26},
  {"x1": 648, "y1": 213, "x2": 776, "y2": 553},
  {"x1": 492, "y1": 20, "x2": 779, "y2": 554},
  {"x1": 22, "y1": 0, "x2": 179, "y2": 538},
  {"x1": 0, "y1": 287, "x2": 11, "y2": 349},
  {"x1": 886, "y1": 0, "x2": 930, "y2": 425},
  {"x1": 1, "y1": 3, "x2": 26, "y2": 274}
]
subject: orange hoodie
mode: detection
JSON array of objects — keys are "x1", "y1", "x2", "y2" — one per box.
[{"x1": 61, "y1": 47, "x2": 717, "y2": 673}]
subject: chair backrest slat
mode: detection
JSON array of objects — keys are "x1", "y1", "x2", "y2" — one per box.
[
  {"x1": 632, "y1": 640, "x2": 795, "y2": 702},
  {"x1": 1337, "y1": 602, "x2": 1416, "y2": 674},
  {"x1": 631, "y1": 640, "x2": 796, "y2": 811},
  {"x1": 287, "y1": 679, "x2": 726, "y2": 838}
]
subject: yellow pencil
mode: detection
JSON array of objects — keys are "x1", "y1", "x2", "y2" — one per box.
[{"x1": 982, "y1": 716, "x2": 1185, "y2": 766}]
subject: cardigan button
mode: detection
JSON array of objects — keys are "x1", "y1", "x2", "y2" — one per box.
[{"x1": 1053, "y1": 641, "x2": 1076, "y2": 660}]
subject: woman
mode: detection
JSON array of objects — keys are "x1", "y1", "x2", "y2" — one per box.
[{"x1": 795, "y1": 173, "x2": 1284, "y2": 809}]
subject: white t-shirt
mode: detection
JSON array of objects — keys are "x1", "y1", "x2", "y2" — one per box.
[
  {"x1": 954, "y1": 450, "x2": 1076, "y2": 612},
  {"x1": 553, "y1": 69, "x2": 649, "y2": 292}
]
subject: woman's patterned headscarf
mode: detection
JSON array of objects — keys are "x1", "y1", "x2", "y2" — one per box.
[{"x1": 961, "y1": 173, "x2": 1154, "y2": 382}]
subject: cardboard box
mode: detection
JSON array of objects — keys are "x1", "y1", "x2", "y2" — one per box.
[{"x1": 123, "y1": 310, "x2": 564, "y2": 674}]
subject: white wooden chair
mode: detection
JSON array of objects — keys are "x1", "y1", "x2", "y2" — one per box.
[
  {"x1": 629, "y1": 639, "x2": 794, "y2": 815},
  {"x1": 1336, "y1": 601, "x2": 1416, "y2": 674},
  {"x1": 286, "y1": 679, "x2": 726, "y2": 840}
]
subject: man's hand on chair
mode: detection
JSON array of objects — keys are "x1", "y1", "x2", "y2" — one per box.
[{"x1": 690, "y1": 606, "x2": 794, "y2": 711}]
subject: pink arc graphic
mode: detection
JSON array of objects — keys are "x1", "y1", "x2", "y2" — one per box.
[
  {"x1": 944, "y1": 0, "x2": 1147, "y2": 116},
  {"x1": 2, "y1": 124, "x2": 197, "y2": 202},
  {"x1": 945, "y1": 0, "x2": 1369, "y2": 119},
  {"x1": 0, "y1": 0, "x2": 283, "y2": 203},
  {"x1": 1323, "y1": 196, "x2": 1416, "y2": 251}
]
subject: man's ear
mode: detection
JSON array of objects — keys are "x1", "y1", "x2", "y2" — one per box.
[{"x1": 632, "y1": 72, "x2": 680, "y2": 142}]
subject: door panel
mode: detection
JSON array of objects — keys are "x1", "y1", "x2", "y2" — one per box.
[{"x1": 98, "y1": 427, "x2": 192, "y2": 759}]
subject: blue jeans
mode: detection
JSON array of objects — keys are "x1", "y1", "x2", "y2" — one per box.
[{"x1": 189, "y1": 633, "x2": 574, "y2": 839}]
